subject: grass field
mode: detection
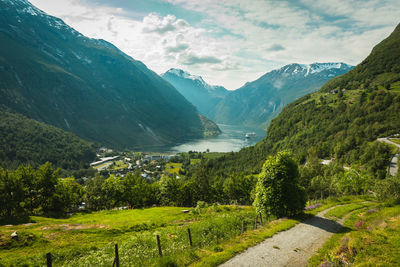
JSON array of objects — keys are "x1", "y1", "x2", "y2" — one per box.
[
  {"x1": 0, "y1": 196, "x2": 384, "y2": 266},
  {"x1": 308, "y1": 202, "x2": 400, "y2": 266},
  {"x1": 165, "y1": 163, "x2": 183, "y2": 174},
  {"x1": 325, "y1": 202, "x2": 375, "y2": 220},
  {"x1": 0, "y1": 206, "x2": 255, "y2": 266},
  {"x1": 389, "y1": 138, "x2": 400, "y2": 145},
  {"x1": 190, "y1": 159, "x2": 201, "y2": 165}
]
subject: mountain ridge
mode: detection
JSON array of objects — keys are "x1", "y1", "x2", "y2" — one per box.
[
  {"x1": 0, "y1": 0, "x2": 220, "y2": 149},
  {"x1": 213, "y1": 62, "x2": 353, "y2": 127},
  {"x1": 162, "y1": 68, "x2": 228, "y2": 118}
]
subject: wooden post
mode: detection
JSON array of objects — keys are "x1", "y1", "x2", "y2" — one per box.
[
  {"x1": 241, "y1": 220, "x2": 246, "y2": 233},
  {"x1": 46, "y1": 253, "x2": 52, "y2": 267},
  {"x1": 156, "y1": 235, "x2": 162, "y2": 256},
  {"x1": 114, "y1": 244, "x2": 119, "y2": 267},
  {"x1": 188, "y1": 228, "x2": 193, "y2": 247},
  {"x1": 259, "y1": 213, "x2": 263, "y2": 225}
]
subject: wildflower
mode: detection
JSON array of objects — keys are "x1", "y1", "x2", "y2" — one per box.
[
  {"x1": 354, "y1": 220, "x2": 365, "y2": 229},
  {"x1": 305, "y1": 203, "x2": 322, "y2": 210}
]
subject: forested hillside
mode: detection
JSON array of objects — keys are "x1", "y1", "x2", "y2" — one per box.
[
  {"x1": 0, "y1": 111, "x2": 97, "y2": 169},
  {"x1": 213, "y1": 63, "x2": 353, "y2": 128},
  {"x1": 206, "y1": 23, "x2": 400, "y2": 177}
]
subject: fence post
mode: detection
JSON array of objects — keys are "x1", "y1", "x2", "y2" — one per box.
[
  {"x1": 114, "y1": 244, "x2": 119, "y2": 267},
  {"x1": 187, "y1": 228, "x2": 193, "y2": 247},
  {"x1": 46, "y1": 253, "x2": 52, "y2": 267},
  {"x1": 241, "y1": 220, "x2": 246, "y2": 234},
  {"x1": 156, "y1": 235, "x2": 162, "y2": 256},
  {"x1": 259, "y1": 213, "x2": 263, "y2": 225}
]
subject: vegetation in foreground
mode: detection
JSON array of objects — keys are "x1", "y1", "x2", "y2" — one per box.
[
  {"x1": 0, "y1": 196, "x2": 371, "y2": 267},
  {"x1": 308, "y1": 201, "x2": 400, "y2": 266}
]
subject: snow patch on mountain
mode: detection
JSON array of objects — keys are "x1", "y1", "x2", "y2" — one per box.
[
  {"x1": 164, "y1": 68, "x2": 223, "y2": 92},
  {"x1": 276, "y1": 62, "x2": 351, "y2": 77}
]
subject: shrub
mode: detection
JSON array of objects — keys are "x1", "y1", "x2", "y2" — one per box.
[{"x1": 254, "y1": 151, "x2": 307, "y2": 217}]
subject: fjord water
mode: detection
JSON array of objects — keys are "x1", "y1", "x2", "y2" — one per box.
[{"x1": 143, "y1": 124, "x2": 266, "y2": 153}]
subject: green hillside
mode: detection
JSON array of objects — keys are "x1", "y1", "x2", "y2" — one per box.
[
  {"x1": 0, "y1": 111, "x2": 96, "y2": 169},
  {"x1": 206, "y1": 23, "x2": 400, "y2": 177}
]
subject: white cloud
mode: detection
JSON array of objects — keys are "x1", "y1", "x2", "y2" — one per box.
[{"x1": 28, "y1": 0, "x2": 400, "y2": 89}]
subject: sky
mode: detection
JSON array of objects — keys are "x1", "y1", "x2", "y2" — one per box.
[{"x1": 29, "y1": 0, "x2": 400, "y2": 90}]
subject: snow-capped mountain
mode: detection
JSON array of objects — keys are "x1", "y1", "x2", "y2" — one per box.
[
  {"x1": 213, "y1": 62, "x2": 354, "y2": 127},
  {"x1": 162, "y1": 68, "x2": 228, "y2": 118},
  {"x1": 274, "y1": 62, "x2": 352, "y2": 77}
]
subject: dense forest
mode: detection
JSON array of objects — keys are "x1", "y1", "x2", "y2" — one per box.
[{"x1": 0, "y1": 111, "x2": 97, "y2": 170}]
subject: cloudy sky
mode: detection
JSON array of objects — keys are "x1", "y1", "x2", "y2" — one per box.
[{"x1": 29, "y1": 0, "x2": 400, "y2": 89}]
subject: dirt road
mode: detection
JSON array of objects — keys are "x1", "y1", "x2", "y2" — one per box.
[
  {"x1": 220, "y1": 207, "x2": 344, "y2": 267},
  {"x1": 377, "y1": 137, "x2": 399, "y2": 176}
]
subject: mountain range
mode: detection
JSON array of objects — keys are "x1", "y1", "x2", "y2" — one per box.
[
  {"x1": 163, "y1": 63, "x2": 353, "y2": 128},
  {"x1": 206, "y1": 22, "x2": 400, "y2": 176},
  {"x1": 0, "y1": 0, "x2": 220, "y2": 150}
]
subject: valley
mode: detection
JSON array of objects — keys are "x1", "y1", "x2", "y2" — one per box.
[
  {"x1": 0, "y1": 0, "x2": 399, "y2": 266},
  {"x1": 141, "y1": 124, "x2": 265, "y2": 153}
]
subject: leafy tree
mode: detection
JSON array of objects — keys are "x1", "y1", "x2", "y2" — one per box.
[
  {"x1": 35, "y1": 162, "x2": 60, "y2": 215},
  {"x1": 254, "y1": 152, "x2": 306, "y2": 217},
  {"x1": 15, "y1": 165, "x2": 38, "y2": 214},
  {"x1": 53, "y1": 178, "x2": 83, "y2": 213},
  {"x1": 102, "y1": 175, "x2": 125, "y2": 209},
  {"x1": 159, "y1": 174, "x2": 182, "y2": 206},
  {"x1": 0, "y1": 167, "x2": 27, "y2": 220},
  {"x1": 123, "y1": 170, "x2": 156, "y2": 208},
  {"x1": 84, "y1": 174, "x2": 107, "y2": 210},
  {"x1": 223, "y1": 174, "x2": 256, "y2": 205}
]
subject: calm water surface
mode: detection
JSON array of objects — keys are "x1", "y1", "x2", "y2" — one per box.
[{"x1": 142, "y1": 124, "x2": 265, "y2": 153}]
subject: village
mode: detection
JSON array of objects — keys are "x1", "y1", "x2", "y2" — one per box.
[{"x1": 88, "y1": 147, "x2": 177, "y2": 180}]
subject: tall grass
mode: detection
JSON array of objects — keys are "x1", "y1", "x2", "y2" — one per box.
[{"x1": 61, "y1": 207, "x2": 256, "y2": 266}]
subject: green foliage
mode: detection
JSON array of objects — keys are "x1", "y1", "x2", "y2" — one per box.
[
  {"x1": 254, "y1": 152, "x2": 306, "y2": 217},
  {"x1": 0, "y1": 162, "x2": 83, "y2": 222},
  {"x1": 0, "y1": 205, "x2": 256, "y2": 266},
  {"x1": 309, "y1": 203, "x2": 400, "y2": 266},
  {"x1": 0, "y1": 111, "x2": 97, "y2": 170}
]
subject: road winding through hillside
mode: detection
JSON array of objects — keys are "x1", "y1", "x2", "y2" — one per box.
[
  {"x1": 377, "y1": 137, "x2": 400, "y2": 176},
  {"x1": 220, "y1": 207, "x2": 345, "y2": 267}
]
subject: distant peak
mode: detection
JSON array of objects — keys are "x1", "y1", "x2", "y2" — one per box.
[
  {"x1": 163, "y1": 68, "x2": 227, "y2": 92},
  {"x1": 164, "y1": 68, "x2": 205, "y2": 83},
  {"x1": 276, "y1": 62, "x2": 352, "y2": 76}
]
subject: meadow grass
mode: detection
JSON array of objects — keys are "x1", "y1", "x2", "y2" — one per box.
[
  {"x1": 324, "y1": 202, "x2": 375, "y2": 220},
  {"x1": 389, "y1": 138, "x2": 400, "y2": 145},
  {"x1": 0, "y1": 196, "x2": 377, "y2": 266},
  {"x1": 190, "y1": 159, "x2": 201, "y2": 165},
  {"x1": 109, "y1": 160, "x2": 129, "y2": 171},
  {"x1": 0, "y1": 206, "x2": 257, "y2": 266},
  {"x1": 165, "y1": 163, "x2": 183, "y2": 174},
  {"x1": 308, "y1": 202, "x2": 400, "y2": 266}
]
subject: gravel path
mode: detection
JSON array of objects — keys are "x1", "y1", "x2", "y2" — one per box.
[
  {"x1": 377, "y1": 137, "x2": 400, "y2": 176},
  {"x1": 220, "y1": 207, "x2": 344, "y2": 267}
]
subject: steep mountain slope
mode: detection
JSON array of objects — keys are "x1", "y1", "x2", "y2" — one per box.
[
  {"x1": 162, "y1": 68, "x2": 228, "y2": 118},
  {"x1": 207, "y1": 23, "x2": 400, "y2": 176},
  {"x1": 0, "y1": 0, "x2": 220, "y2": 149},
  {"x1": 213, "y1": 63, "x2": 353, "y2": 127},
  {"x1": 0, "y1": 110, "x2": 97, "y2": 169}
]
